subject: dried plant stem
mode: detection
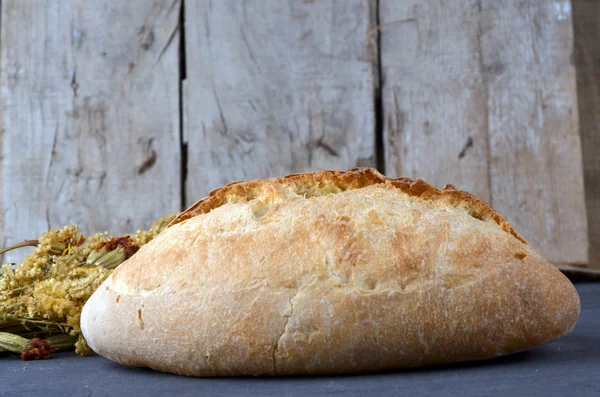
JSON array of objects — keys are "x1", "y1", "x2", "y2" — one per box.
[
  {"x1": 46, "y1": 334, "x2": 77, "y2": 351},
  {"x1": 0, "y1": 285, "x2": 30, "y2": 294},
  {"x1": 0, "y1": 332, "x2": 28, "y2": 353},
  {"x1": 0, "y1": 240, "x2": 39, "y2": 256}
]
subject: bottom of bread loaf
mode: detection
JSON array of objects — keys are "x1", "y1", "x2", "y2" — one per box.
[{"x1": 81, "y1": 253, "x2": 579, "y2": 377}]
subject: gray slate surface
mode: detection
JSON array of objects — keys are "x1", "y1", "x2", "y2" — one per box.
[{"x1": 1, "y1": 283, "x2": 598, "y2": 397}]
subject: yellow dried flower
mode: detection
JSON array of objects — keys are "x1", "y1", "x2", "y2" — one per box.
[{"x1": 0, "y1": 214, "x2": 176, "y2": 357}]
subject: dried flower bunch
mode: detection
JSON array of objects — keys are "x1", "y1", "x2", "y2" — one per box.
[{"x1": 0, "y1": 214, "x2": 176, "y2": 359}]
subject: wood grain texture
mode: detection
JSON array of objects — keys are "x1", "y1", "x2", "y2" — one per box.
[
  {"x1": 573, "y1": 0, "x2": 600, "y2": 269},
  {"x1": 0, "y1": 0, "x2": 181, "y2": 263},
  {"x1": 0, "y1": 0, "x2": 3, "y2": 263},
  {"x1": 482, "y1": 0, "x2": 587, "y2": 265},
  {"x1": 381, "y1": 0, "x2": 588, "y2": 265},
  {"x1": 380, "y1": 0, "x2": 491, "y2": 202},
  {"x1": 182, "y1": 0, "x2": 378, "y2": 203}
]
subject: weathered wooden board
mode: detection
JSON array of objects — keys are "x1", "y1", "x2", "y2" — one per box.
[
  {"x1": 482, "y1": 0, "x2": 587, "y2": 265},
  {"x1": 573, "y1": 0, "x2": 600, "y2": 269},
  {"x1": 0, "y1": 0, "x2": 3, "y2": 262},
  {"x1": 0, "y1": 0, "x2": 182, "y2": 263},
  {"x1": 182, "y1": 0, "x2": 378, "y2": 203},
  {"x1": 380, "y1": 0, "x2": 492, "y2": 202},
  {"x1": 381, "y1": 0, "x2": 588, "y2": 265}
]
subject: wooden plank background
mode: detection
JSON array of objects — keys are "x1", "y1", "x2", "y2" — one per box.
[
  {"x1": 482, "y1": 0, "x2": 587, "y2": 266},
  {"x1": 380, "y1": 0, "x2": 492, "y2": 203},
  {"x1": 380, "y1": 0, "x2": 588, "y2": 266},
  {"x1": 573, "y1": 0, "x2": 600, "y2": 268},
  {"x1": 0, "y1": 0, "x2": 182, "y2": 263},
  {"x1": 0, "y1": 0, "x2": 596, "y2": 270},
  {"x1": 183, "y1": 0, "x2": 378, "y2": 202}
]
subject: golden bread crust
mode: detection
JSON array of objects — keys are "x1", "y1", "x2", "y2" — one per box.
[
  {"x1": 169, "y1": 168, "x2": 526, "y2": 243},
  {"x1": 81, "y1": 168, "x2": 578, "y2": 377}
]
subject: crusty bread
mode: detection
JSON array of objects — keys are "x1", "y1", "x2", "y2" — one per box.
[{"x1": 81, "y1": 168, "x2": 580, "y2": 376}]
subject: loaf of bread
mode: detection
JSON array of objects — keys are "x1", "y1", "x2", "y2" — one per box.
[{"x1": 81, "y1": 168, "x2": 580, "y2": 376}]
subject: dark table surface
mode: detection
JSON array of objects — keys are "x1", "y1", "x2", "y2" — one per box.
[{"x1": 1, "y1": 282, "x2": 598, "y2": 397}]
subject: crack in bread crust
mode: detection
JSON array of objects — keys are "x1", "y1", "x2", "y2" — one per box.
[
  {"x1": 169, "y1": 168, "x2": 526, "y2": 244},
  {"x1": 272, "y1": 289, "x2": 298, "y2": 375}
]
